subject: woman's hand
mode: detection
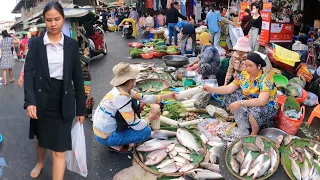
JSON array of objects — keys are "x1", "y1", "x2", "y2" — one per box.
[
  {"x1": 17, "y1": 75, "x2": 24, "y2": 87},
  {"x1": 76, "y1": 116, "x2": 85, "y2": 124},
  {"x1": 228, "y1": 101, "x2": 241, "y2": 113},
  {"x1": 26, "y1": 105, "x2": 38, "y2": 119},
  {"x1": 203, "y1": 85, "x2": 215, "y2": 93}
]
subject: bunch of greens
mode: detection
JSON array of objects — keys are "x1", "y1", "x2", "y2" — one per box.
[
  {"x1": 163, "y1": 102, "x2": 185, "y2": 120},
  {"x1": 167, "y1": 46, "x2": 178, "y2": 53},
  {"x1": 129, "y1": 48, "x2": 142, "y2": 58},
  {"x1": 155, "y1": 45, "x2": 167, "y2": 53}
]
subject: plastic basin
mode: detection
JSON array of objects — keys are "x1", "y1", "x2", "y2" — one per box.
[
  {"x1": 273, "y1": 74, "x2": 288, "y2": 86},
  {"x1": 278, "y1": 89, "x2": 308, "y2": 105}
]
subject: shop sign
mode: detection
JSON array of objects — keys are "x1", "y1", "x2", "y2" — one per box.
[
  {"x1": 269, "y1": 23, "x2": 294, "y2": 43},
  {"x1": 239, "y1": 2, "x2": 250, "y2": 21},
  {"x1": 263, "y1": 2, "x2": 272, "y2": 12},
  {"x1": 260, "y1": 10, "x2": 271, "y2": 46}
]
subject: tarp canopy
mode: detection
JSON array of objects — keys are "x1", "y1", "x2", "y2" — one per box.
[{"x1": 64, "y1": 8, "x2": 95, "y2": 18}]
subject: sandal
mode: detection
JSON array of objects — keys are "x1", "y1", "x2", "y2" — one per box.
[
  {"x1": 9, "y1": 78, "x2": 15, "y2": 83},
  {"x1": 30, "y1": 163, "x2": 43, "y2": 178},
  {"x1": 108, "y1": 145, "x2": 131, "y2": 154}
]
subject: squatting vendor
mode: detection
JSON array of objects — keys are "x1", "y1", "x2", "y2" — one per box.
[
  {"x1": 203, "y1": 53, "x2": 278, "y2": 135},
  {"x1": 93, "y1": 62, "x2": 176, "y2": 153},
  {"x1": 118, "y1": 18, "x2": 137, "y2": 38}
]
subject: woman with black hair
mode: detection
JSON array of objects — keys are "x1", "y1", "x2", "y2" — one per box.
[
  {"x1": 249, "y1": 3, "x2": 262, "y2": 51},
  {"x1": 24, "y1": 2, "x2": 86, "y2": 179},
  {"x1": 166, "y1": 2, "x2": 187, "y2": 46},
  {"x1": 241, "y1": 8, "x2": 252, "y2": 36},
  {"x1": 0, "y1": 30, "x2": 19, "y2": 85}
]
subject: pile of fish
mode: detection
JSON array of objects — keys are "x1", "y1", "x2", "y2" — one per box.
[
  {"x1": 287, "y1": 142, "x2": 320, "y2": 180},
  {"x1": 136, "y1": 129, "x2": 224, "y2": 179},
  {"x1": 229, "y1": 136, "x2": 278, "y2": 179}
]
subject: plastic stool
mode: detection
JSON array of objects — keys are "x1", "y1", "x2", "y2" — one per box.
[{"x1": 307, "y1": 105, "x2": 320, "y2": 125}]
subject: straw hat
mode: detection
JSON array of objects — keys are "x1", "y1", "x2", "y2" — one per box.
[
  {"x1": 110, "y1": 62, "x2": 140, "y2": 86},
  {"x1": 197, "y1": 32, "x2": 211, "y2": 46},
  {"x1": 233, "y1": 37, "x2": 252, "y2": 52}
]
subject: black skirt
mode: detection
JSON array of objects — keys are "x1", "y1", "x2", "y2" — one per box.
[{"x1": 29, "y1": 78, "x2": 72, "y2": 152}]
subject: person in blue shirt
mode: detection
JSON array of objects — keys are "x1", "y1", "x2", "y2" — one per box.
[
  {"x1": 206, "y1": 3, "x2": 222, "y2": 48},
  {"x1": 176, "y1": 21, "x2": 196, "y2": 57}
]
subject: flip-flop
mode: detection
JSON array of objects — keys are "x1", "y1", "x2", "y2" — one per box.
[
  {"x1": 30, "y1": 163, "x2": 43, "y2": 178},
  {"x1": 108, "y1": 145, "x2": 131, "y2": 154},
  {"x1": 9, "y1": 78, "x2": 15, "y2": 83}
]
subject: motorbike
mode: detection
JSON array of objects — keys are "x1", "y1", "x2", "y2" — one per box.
[{"x1": 123, "y1": 21, "x2": 133, "y2": 39}]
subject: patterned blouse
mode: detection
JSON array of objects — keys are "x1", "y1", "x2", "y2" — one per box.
[
  {"x1": 233, "y1": 70, "x2": 278, "y2": 109},
  {"x1": 93, "y1": 87, "x2": 160, "y2": 139},
  {"x1": 225, "y1": 51, "x2": 248, "y2": 85}
]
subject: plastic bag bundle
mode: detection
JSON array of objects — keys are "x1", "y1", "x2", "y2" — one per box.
[
  {"x1": 302, "y1": 91, "x2": 319, "y2": 106},
  {"x1": 234, "y1": 107, "x2": 250, "y2": 130},
  {"x1": 66, "y1": 122, "x2": 88, "y2": 177}
]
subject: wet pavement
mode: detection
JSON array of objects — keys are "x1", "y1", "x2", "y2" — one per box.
[{"x1": 0, "y1": 31, "x2": 319, "y2": 180}]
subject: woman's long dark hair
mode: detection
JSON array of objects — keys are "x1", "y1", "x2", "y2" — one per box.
[
  {"x1": 43, "y1": 1, "x2": 65, "y2": 18},
  {"x1": 1, "y1": 30, "x2": 9, "y2": 38}
]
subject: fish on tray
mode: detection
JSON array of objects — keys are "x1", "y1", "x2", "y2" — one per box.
[
  {"x1": 240, "y1": 151, "x2": 253, "y2": 176},
  {"x1": 247, "y1": 154, "x2": 266, "y2": 176},
  {"x1": 177, "y1": 128, "x2": 203, "y2": 155},
  {"x1": 178, "y1": 153, "x2": 193, "y2": 161},
  {"x1": 199, "y1": 163, "x2": 220, "y2": 173},
  {"x1": 230, "y1": 155, "x2": 240, "y2": 174},
  {"x1": 255, "y1": 136, "x2": 265, "y2": 152},
  {"x1": 166, "y1": 144, "x2": 176, "y2": 152},
  {"x1": 235, "y1": 149, "x2": 245, "y2": 164},
  {"x1": 231, "y1": 140, "x2": 242, "y2": 155},
  {"x1": 252, "y1": 158, "x2": 271, "y2": 179},
  {"x1": 284, "y1": 135, "x2": 300, "y2": 146},
  {"x1": 308, "y1": 144, "x2": 320, "y2": 157},
  {"x1": 243, "y1": 143, "x2": 261, "y2": 152},
  {"x1": 209, "y1": 145, "x2": 224, "y2": 164},
  {"x1": 175, "y1": 146, "x2": 190, "y2": 154},
  {"x1": 178, "y1": 163, "x2": 195, "y2": 172},
  {"x1": 144, "y1": 149, "x2": 167, "y2": 166},
  {"x1": 301, "y1": 160, "x2": 310, "y2": 180},
  {"x1": 156, "y1": 159, "x2": 174, "y2": 169},
  {"x1": 169, "y1": 150, "x2": 178, "y2": 158},
  {"x1": 150, "y1": 130, "x2": 177, "y2": 140},
  {"x1": 275, "y1": 135, "x2": 284, "y2": 149},
  {"x1": 290, "y1": 156, "x2": 302, "y2": 180},
  {"x1": 174, "y1": 156, "x2": 189, "y2": 164},
  {"x1": 136, "y1": 139, "x2": 177, "y2": 152},
  {"x1": 268, "y1": 147, "x2": 278, "y2": 174},
  {"x1": 158, "y1": 162, "x2": 180, "y2": 173},
  {"x1": 184, "y1": 169, "x2": 223, "y2": 180}
]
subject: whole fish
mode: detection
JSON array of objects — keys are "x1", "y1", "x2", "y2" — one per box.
[
  {"x1": 175, "y1": 162, "x2": 185, "y2": 169},
  {"x1": 169, "y1": 150, "x2": 178, "y2": 159},
  {"x1": 290, "y1": 146, "x2": 299, "y2": 158},
  {"x1": 156, "y1": 159, "x2": 174, "y2": 169},
  {"x1": 301, "y1": 160, "x2": 310, "y2": 180},
  {"x1": 207, "y1": 141, "x2": 225, "y2": 147},
  {"x1": 290, "y1": 156, "x2": 301, "y2": 180},
  {"x1": 243, "y1": 143, "x2": 261, "y2": 152},
  {"x1": 236, "y1": 149, "x2": 245, "y2": 164},
  {"x1": 295, "y1": 147, "x2": 304, "y2": 153},
  {"x1": 174, "y1": 156, "x2": 189, "y2": 164},
  {"x1": 175, "y1": 146, "x2": 190, "y2": 154},
  {"x1": 255, "y1": 136, "x2": 265, "y2": 152},
  {"x1": 231, "y1": 140, "x2": 243, "y2": 155},
  {"x1": 268, "y1": 147, "x2": 278, "y2": 174},
  {"x1": 144, "y1": 149, "x2": 167, "y2": 166},
  {"x1": 177, "y1": 129, "x2": 202, "y2": 154},
  {"x1": 308, "y1": 144, "x2": 320, "y2": 156},
  {"x1": 184, "y1": 169, "x2": 223, "y2": 180},
  {"x1": 247, "y1": 154, "x2": 266, "y2": 176},
  {"x1": 137, "y1": 139, "x2": 176, "y2": 152},
  {"x1": 209, "y1": 145, "x2": 224, "y2": 164},
  {"x1": 178, "y1": 163, "x2": 195, "y2": 172},
  {"x1": 252, "y1": 158, "x2": 271, "y2": 179},
  {"x1": 276, "y1": 135, "x2": 284, "y2": 148},
  {"x1": 166, "y1": 144, "x2": 176, "y2": 152},
  {"x1": 240, "y1": 151, "x2": 253, "y2": 176},
  {"x1": 298, "y1": 152, "x2": 306, "y2": 163},
  {"x1": 231, "y1": 156, "x2": 240, "y2": 174},
  {"x1": 284, "y1": 135, "x2": 300, "y2": 146},
  {"x1": 199, "y1": 163, "x2": 220, "y2": 173},
  {"x1": 304, "y1": 148, "x2": 314, "y2": 164},
  {"x1": 158, "y1": 163, "x2": 179, "y2": 173},
  {"x1": 150, "y1": 130, "x2": 177, "y2": 140},
  {"x1": 178, "y1": 153, "x2": 193, "y2": 161},
  {"x1": 308, "y1": 165, "x2": 315, "y2": 180},
  {"x1": 210, "y1": 153, "x2": 219, "y2": 164}
]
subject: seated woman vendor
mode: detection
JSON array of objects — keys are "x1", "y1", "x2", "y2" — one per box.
[
  {"x1": 187, "y1": 33, "x2": 221, "y2": 78},
  {"x1": 93, "y1": 62, "x2": 176, "y2": 153},
  {"x1": 203, "y1": 53, "x2": 278, "y2": 135}
]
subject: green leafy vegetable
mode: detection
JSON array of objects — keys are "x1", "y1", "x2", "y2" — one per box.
[
  {"x1": 129, "y1": 48, "x2": 142, "y2": 58},
  {"x1": 163, "y1": 102, "x2": 185, "y2": 120}
]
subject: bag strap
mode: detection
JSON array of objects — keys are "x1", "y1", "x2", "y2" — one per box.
[
  {"x1": 118, "y1": 100, "x2": 132, "y2": 110},
  {"x1": 243, "y1": 20, "x2": 250, "y2": 29}
]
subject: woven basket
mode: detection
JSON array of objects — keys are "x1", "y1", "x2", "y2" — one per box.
[{"x1": 225, "y1": 135, "x2": 280, "y2": 180}]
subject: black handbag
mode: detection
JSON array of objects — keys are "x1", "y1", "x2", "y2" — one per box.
[{"x1": 115, "y1": 99, "x2": 141, "y2": 132}]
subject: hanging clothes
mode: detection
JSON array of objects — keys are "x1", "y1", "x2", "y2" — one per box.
[
  {"x1": 161, "y1": 0, "x2": 167, "y2": 10},
  {"x1": 180, "y1": 0, "x2": 187, "y2": 16},
  {"x1": 145, "y1": 0, "x2": 153, "y2": 9}
]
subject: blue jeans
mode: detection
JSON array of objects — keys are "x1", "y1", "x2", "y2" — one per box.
[
  {"x1": 168, "y1": 23, "x2": 178, "y2": 46},
  {"x1": 94, "y1": 126, "x2": 152, "y2": 146},
  {"x1": 210, "y1": 31, "x2": 221, "y2": 48}
]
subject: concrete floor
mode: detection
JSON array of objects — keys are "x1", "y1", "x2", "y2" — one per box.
[{"x1": 0, "y1": 31, "x2": 319, "y2": 180}]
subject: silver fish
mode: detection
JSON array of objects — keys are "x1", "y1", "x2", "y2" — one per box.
[
  {"x1": 236, "y1": 149, "x2": 245, "y2": 164},
  {"x1": 207, "y1": 141, "x2": 225, "y2": 147},
  {"x1": 209, "y1": 145, "x2": 224, "y2": 164},
  {"x1": 276, "y1": 135, "x2": 284, "y2": 149},
  {"x1": 268, "y1": 147, "x2": 278, "y2": 174},
  {"x1": 137, "y1": 139, "x2": 177, "y2": 152},
  {"x1": 166, "y1": 144, "x2": 176, "y2": 152},
  {"x1": 169, "y1": 150, "x2": 178, "y2": 159},
  {"x1": 144, "y1": 149, "x2": 168, "y2": 166},
  {"x1": 184, "y1": 169, "x2": 223, "y2": 180},
  {"x1": 247, "y1": 154, "x2": 266, "y2": 176},
  {"x1": 178, "y1": 163, "x2": 195, "y2": 172},
  {"x1": 301, "y1": 160, "x2": 310, "y2": 180},
  {"x1": 290, "y1": 156, "x2": 301, "y2": 180},
  {"x1": 210, "y1": 153, "x2": 219, "y2": 164},
  {"x1": 231, "y1": 140, "x2": 243, "y2": 155},
  {"x1": 174, "y1": 146, "x2": 190, "y2": 154},
  {"x1": 174, "y1": 156, "x2": 189, "y2": 164},
  {"x1": 284, "y1": 135, "x2": 300, "y2": 146},
  {"x1": 309, "y1": 144, "x2": 320, "y2": 156},
  {"x1": 199, "y1": 163, "x2": 220, "y2": 173},
  {"x1": 243, "y1": 143, "x2": 261, "y2": 152},
  {"x1": 240, "y1": 151, "x2": 253, "y2": 176},
  {"x1": 175, "y1": 162, "x2": 185, "y2": 169},
  {"x1": 255, "y1": 136, "x2": 265, "y2": 152},
  {"x1": 156, "y1": 159, "x2": 174, "y2": 169},
  {"x1": 231, "y1": 156, "x2": 240, "y2": 174},
  {"x1": 178, "y1": 153, "x2": 193, "y2": 161},
  {"x1": 177, "y1": 128, "x2": 202, "y2": 154},
  {"x1": 304, "y1": 148, "x2": 314, "y2": 164},
  {"x1": 158, "y1": 163, "x2": 179, "y2": 173},
  {"x1": 252, "y1": 158, "x2": 271, "y2": 179},
  {"x1": 150, "y1": 130, "x2": 177, "y2": 140}
]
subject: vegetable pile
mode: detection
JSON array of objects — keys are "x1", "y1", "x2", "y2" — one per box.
[
  {"x1": 129, "y1": 48, "x2": 142, "y2": 58},
  {"x1": 167, "y1": 46, "x2": 178, "y2": 54},
  {"x1": 163, "y1": 103, "x2": 186, "y2": 120}
]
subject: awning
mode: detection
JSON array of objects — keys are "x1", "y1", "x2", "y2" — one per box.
[
  {"x1": 35, "y1": 23, "x2": 46, "y2": 28},
  {"x1": 24, "y1": 17, "x2": 41, "y2": 25},
  {"x1": 64, "y1": 8, "x2": 94, "y2": 18}
]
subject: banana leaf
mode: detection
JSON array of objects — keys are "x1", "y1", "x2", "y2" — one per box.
[{"x1": 284, "y1": 96, "x2": 300, "y2": 112}]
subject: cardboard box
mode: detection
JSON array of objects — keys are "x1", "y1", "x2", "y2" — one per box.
[{"x1": 314, "y1": 19, "x2": 320, "y2": 29}]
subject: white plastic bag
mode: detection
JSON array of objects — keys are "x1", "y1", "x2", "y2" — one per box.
[{"x1": 66, "y1": 122, "x2": 88, "y2": 177}]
